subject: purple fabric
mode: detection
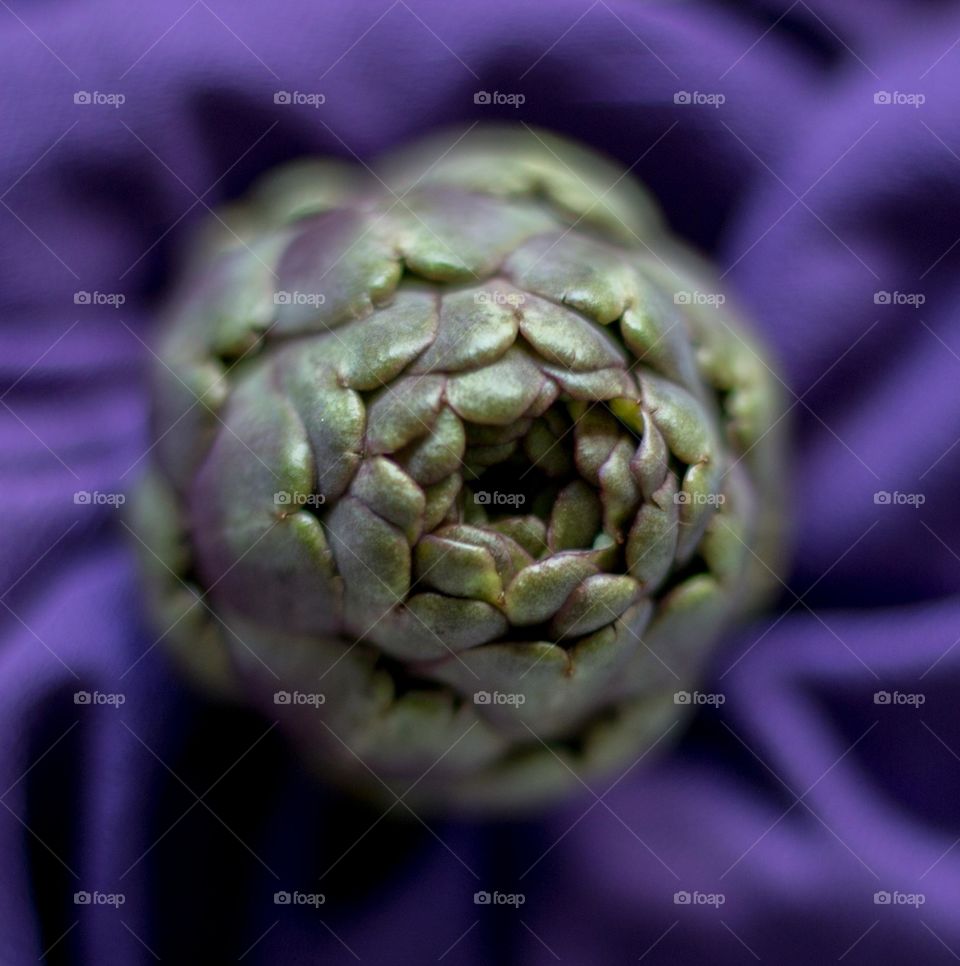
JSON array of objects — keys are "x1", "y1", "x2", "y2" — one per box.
[{"x1": 2, "y1": 0, "x2": 959, "y2": 962}]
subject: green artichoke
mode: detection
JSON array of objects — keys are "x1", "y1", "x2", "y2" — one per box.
[{"x1": 131, "y1": 126, "x2": 785, "y2": 811}]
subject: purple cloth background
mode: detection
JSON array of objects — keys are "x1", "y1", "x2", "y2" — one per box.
[{"x1": 2, "y1": 0, "x2": 959, "y2": 962}]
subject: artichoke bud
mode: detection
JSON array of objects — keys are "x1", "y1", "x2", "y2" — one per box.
[{"x1": 132, "y1": 126, "x2": 786, "y2": 811}]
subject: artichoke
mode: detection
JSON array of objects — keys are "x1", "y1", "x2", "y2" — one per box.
[{"x1": 131, "y1": 126, "x2": 785, "y2": 811}]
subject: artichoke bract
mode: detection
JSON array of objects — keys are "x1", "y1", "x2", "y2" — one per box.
[{"x1": 132, "y1": 126, "x2": 786, "y2": 811}]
